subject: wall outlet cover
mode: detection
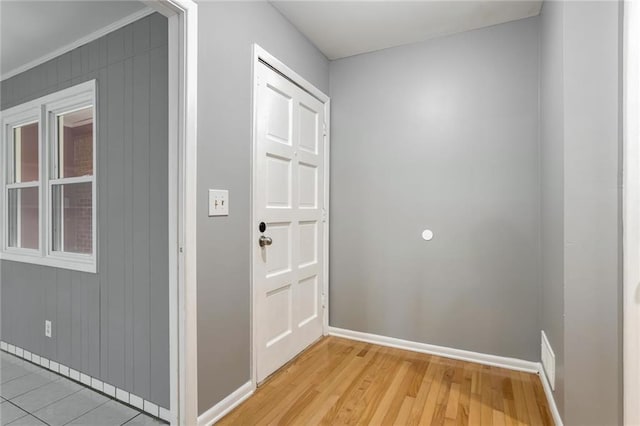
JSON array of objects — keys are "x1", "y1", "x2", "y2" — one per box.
[{"x1": 45, "y1": 320, "x2": 52, "y2": 338}]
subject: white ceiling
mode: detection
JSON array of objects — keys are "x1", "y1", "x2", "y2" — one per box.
[
  {"x1": 0, "y1": 0, "x2": 148, "y2": 78},
  {"x1": 271, "y1": 1, "x2": 543, "y2": 60}
]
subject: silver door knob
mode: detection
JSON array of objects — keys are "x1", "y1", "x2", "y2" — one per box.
[{"x1": 259, "y1": 236, "x2": 273, "y2": 247}]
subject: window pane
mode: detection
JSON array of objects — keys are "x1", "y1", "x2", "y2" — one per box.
[
  {"x1": 7, "y1": 187, "x2": 39, "y2": 249},
  {"x1": 12, "y1": 123, "x2": 39, "y2": 183},
  {"x1": 57, "y1": 107, "x2": 93, "y2": 179},
  {"x1": 52, "y1": 182, "x2": 92, "y2": 254}
]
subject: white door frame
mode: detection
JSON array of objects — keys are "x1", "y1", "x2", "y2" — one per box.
[
  {"x1": 624, "y1": 1, "x2": 640, "y2": 424},
  {"x1": 250, "y1": 44, "x2": 331, "y2": 387},
  {"x1": 145, "y1": 1, "x2": 198, "y2": 425},
  {"x1": 624, "y1": 1, "x2": 640, "y2": 425}
]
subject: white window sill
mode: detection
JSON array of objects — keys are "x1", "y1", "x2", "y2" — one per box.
[{"x1": 0, "y1": 251, "x2": 96, "y2": 274}]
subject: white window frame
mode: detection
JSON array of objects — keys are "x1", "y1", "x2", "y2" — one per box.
[{"x1": 0, "y1": 80, "x2": 97, "y2": 273}]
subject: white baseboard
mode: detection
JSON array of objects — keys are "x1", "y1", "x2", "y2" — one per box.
[
  {"x1": 197, "y1": 381, "x2": 254, "y2": 426},
  {"x1": 537, "y1": 362, "x2": 564, "y2": 426},
  {"x1": 329, "y1": 327, "x2": 539, "y2": 373}
]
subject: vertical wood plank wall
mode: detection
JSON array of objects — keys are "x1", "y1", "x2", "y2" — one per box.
[{"x1": 0, "y1": 13, "x2": 170, "y2": 409}]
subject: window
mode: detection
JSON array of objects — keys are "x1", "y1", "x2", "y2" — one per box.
[{"x1": 1, "y1": 81, "x2": 96, "y2": 272}]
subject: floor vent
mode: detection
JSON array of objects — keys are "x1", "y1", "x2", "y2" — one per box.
[{"x1": 541, "y1": 331, "x2": 556, "y2": 390}]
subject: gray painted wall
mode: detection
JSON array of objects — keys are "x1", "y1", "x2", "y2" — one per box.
[
  {"x1": 0, "y1": 13, "x2": 170, "y2": 409},
  {"x1": 562, "y1": 2, "x2": 622, "y2": 424},
  {"x1": 539, "y1": 0, "x2": 565, "y2": 416},
  {"x1": 196, "y1": 1, "x2": 329, "y2": 415},
  {"x1": 538, "y1": 2, "x2": 622, "y2": 424},
  {"x1": 329, "y1": 17, "x2": 541, "y2": 361}
]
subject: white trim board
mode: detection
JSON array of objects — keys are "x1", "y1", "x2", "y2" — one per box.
[
  {"x1": 329, "y1": 327, "x2": 539, "y2": 373},
  {"x1": 0, "y1": 341, "x2": 171, "y2": 422},
  {"x1": 623, "y1": 0, "x2": 640, "y2": 424},
  {"x1": 196, "y1": 381, "x2": 254, "y2": 426},
  {"x1": 145, "y1": 1, "x2": 198, "y2": 425},
  {"x1": 538, "y1": 358, "x2": 564, "y2": 426},
  {"x1": 0, "y1": 7, "x2": 155, "y2": 81}
]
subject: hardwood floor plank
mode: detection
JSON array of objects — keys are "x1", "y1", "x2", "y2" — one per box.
[
  {"x1": 367, "y1": 360, "x2": 412, "y2": 424},
  {"x1": 531, "y1": 372, "x2": 554, "y2": 425},
  {"x1": 351, "y1": 350, "x2": 404, "y2": 425},
  {"x1": 430, "y1": 366, "x2": 455, "y2": 425},
  {"x1": 303, "y1": 394, "x2": 340, "y2": 425},
  {"x1": 218, "y1": 337, "x2": 553, "y2": 426},
  {"x1": 329, "y1": 351, "x2": 386, "y2": 424},
  {"x1": 321, "y1": 351, "x2": 380, "y2": 425},
  {"x1": 380, "y1": 359, "x2": 424, "y2": 424},
  {"x1": 418, "y1": 363, "x2": 448, "y2": 425},
  {"x1": 510, "y1": 370, "x2": 532, "y2": 426},
  {"x1": 519, "y1": 371, "x2": 544, "y2": 426},
  {"x1": 469, "y1": 392, "x2": 482, "y2": 425},
  {"x1": 456, "y1": 366, "x2": 472, "y2": 425},
  {"x1": 393, "y1": 396, "x2": 415, "y2": 426},
  {"x1": 480, "y1": 369, "x2": 494, "y2": 426},
  {"x1": 405, "y1": 357, "x2": 440, "y2": 426},
  {"x1": 445, "y1": 382, "x2": 461, "y2": 420},
  {"x1": 407, "y1": 359, "x2": 430, "y2": 397}
]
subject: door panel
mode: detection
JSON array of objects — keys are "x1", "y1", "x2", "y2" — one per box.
[
  {"x1": 255, "y1": 62, "x2": 325, "y2": 382},
  {"x1": 298, "y1": 163, "x2": 318, "y2": 209},
  {"x1": 265, "y1": 155, "x2": 292, "y2": 208}
]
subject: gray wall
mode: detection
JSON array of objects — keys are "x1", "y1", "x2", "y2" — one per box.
[
  {"x1": 0, "y1": 13, "x2": 170, "y2": 409},
  {"x1": 196, "y1": 1, "x2": 329, "y2": 415},
  {"x1": 329, "y1": 17, "x2": 541, "y2": 361},
  {"x1": 562, "y1": 2, "x2": 622, "y2": 424},
  {"x1": 539, "y1": 0, "x2": 565, "y2": 416},
  {"x1": 539, "y1": 2, "x2": 623, "y2": 424}
]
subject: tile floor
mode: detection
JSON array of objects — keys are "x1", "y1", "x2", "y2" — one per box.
[{"x1": 0, "y1": 351, "x2": 166, "y2": 426}]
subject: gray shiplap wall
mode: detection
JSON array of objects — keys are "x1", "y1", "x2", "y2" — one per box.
[{"x1": 0, "y1": 13, "x2": 170, "y2": 409}]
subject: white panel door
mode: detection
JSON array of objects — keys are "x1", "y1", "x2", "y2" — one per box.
[{"x1": 255, "y1": 61, "x2": 325, "y2": 383}]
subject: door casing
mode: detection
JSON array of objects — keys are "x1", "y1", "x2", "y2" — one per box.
[
  {"x1": 624, "y1": 1, "x2": 640, "y2": 424},
  {"x1": 250, "y1": 44, "x2": 330, "y2": 387},
  {"x1": 145, "y1": 1, "x2": 198, "y2": 424}
]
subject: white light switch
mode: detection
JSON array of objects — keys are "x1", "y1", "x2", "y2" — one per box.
[{"x1": 208, "y1": 189, "x2": 229, "y2": 216}]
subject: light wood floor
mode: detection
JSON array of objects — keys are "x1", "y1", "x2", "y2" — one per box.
[{"x1": 219, "y1": 336, "x2": 553, "y2": 426}]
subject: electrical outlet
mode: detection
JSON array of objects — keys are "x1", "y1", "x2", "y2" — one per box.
[{"x1": 45, "y1": 320, "x2": 52, "y2": 338}]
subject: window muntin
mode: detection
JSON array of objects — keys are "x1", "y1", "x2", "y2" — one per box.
[{"x1": 1, "y1": 80, "x2": 97, "y2": 272}]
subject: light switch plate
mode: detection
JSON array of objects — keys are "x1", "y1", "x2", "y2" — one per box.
[{"x1": 208, "y1": 189, "x2": 229, "y2": 216}]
